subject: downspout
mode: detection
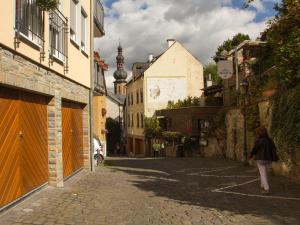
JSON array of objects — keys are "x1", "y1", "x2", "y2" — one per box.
[{"x1": 89, "y1": 0, "x2": 95, "y2": 172}]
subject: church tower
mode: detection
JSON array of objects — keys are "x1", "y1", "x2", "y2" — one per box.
[{"x1": 113, "y1": 43, "x2": 127, "y2": 95}]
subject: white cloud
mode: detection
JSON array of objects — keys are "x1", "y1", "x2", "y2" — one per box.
[{"x1": 95, "y1": 0, "x2": 270, "y2": 88}]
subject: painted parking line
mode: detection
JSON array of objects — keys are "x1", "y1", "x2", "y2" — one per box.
[{"x1": 212, "y1": 178, "x2": 300, "y2": 201}]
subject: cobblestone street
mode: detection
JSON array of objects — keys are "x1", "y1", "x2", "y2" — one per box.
[{"x1": 0, "y1": 157, "x2": 300, "y2": 225}]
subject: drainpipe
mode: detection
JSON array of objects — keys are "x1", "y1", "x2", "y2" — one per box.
[{"x1": 89, "y1": 0, "x2": 95, "y2": 172}]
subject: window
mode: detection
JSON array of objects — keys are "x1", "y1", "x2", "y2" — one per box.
[
  {"x1": 127, "y1": 114, "x2": 130, "y2": 128},
  {"x1": 131, "y1": 93, "x2": 134, "y2": 105},
  {"x1": 137, "y1": 113, "x2": 139, "y2": 128},
  {"x1": 49, "y1": 8, "x2": 67, "y2": 62},
  {"x1": 140, "y1": 89, "x2": 143, "y2": 103},
  {"x1": 70, "y1": 0, "x2": 78, "y2": 41},
  {"x1": 15, "y1": 0, "x2": 44, "y2": 46},
  {"x1": 131, "y1": 114, "x2": 134, "y2": 127},
  {"x1": 141, "y1": 113, "x2": 144, "y2": 128},
  {"x1": 136, "y1": 91, "x2": 139, "y2": 104},
  {"x1": 80, "y1": 8, "x2": 87, "y2": 51}
]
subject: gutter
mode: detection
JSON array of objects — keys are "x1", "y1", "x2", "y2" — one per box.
[{"x1": 89, "y1": 0, "x2": 95, "y2": 172}]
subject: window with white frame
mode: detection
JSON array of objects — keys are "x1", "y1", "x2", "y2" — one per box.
[
  {"x1": 70, "y1": 0, "x2": 78, "y2": 41},
  {"x1": 15, "y1": 0, "x2": 44, "y2": 46},
  {"x1": 49, "y1": 7, "x2": 67, "y2": 61},
  {"x1": 81, "y1": 8, "x2": 87, "y2": 51}
]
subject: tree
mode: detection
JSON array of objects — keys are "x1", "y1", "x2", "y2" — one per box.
[
  {"x1": 213, "y1": 33, "x2": 250, "y2": 62},
  {"x1": 204, "y1": 63, "x2": 221, "y2": 84},
  {"x1": 167, "y1": 96, "x2": 202, "y2": 109},
  {"x1": 262, "y1": 0, "x2": 300, "y2": 86},
  {"x1": 144, "y1": 117, "x2": 162, "y2": 138}
]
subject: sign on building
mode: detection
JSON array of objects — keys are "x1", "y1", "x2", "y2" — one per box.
[{"x1": 217, "y1": 60, "x2": 233, "y2": 79}]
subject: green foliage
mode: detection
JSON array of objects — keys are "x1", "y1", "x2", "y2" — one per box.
[
  {"x1": 182, "y1": 137, "x2": 193, "y2": 153},
  {"x1": 245, "y1": 104, "x2": 260, "y2": 132},
  {"x1": 263, "y1": 0, "x2": 300, "y2": 86},
  {"x1": 152, "y1": 143, "x2": 161, "y2": 152},
  {"x1": 271, "y1": 85, "x2": 300, "y2": 164},
  {"x1": 214, "y1": 33, "x2": 250, "y2": 62},
  {"x1": 144, "y1": 117, "x2": 162, "y2": 138},
  {"x1": 36, "y1": 0, "x2": 58, "y2": 11},
  {"x1": 162, "y1": 131, "x2": 182, "y2": 142},
  {"x1": 204, "y1": 63, "x2": 221, "y2": 84},
  {"x1": 167, "y1": 96, "x2": 201, "y2": 109}
]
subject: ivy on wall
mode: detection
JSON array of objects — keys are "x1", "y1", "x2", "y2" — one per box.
[{"x1": 271, "y1": 85, "x2": 300, "y2": 165}]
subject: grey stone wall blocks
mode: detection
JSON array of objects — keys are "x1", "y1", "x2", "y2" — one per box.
[{"x1": 0, "y1": 47, "x2": 91, "y2": 188}]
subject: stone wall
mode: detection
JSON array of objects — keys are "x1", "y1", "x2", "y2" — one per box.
[
  {"x1": 202, "y1": 100, "x2": 299, "y2": 181},
  {"x1": 225, "y1": 109, "x2": 247, "y2": 161},
  {"x1": 0, "y1": 46, "x2": 91, "y2": 187}
]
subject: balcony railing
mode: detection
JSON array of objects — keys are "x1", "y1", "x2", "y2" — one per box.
[
  {"x1": 49, "y1": 9, "x2": 68, "y2": 73},
  {"x1": 94, "y1": 0, "x2": 105, "y2": 36},
  {"x1": 15, "y1": 0, "x2": 45, "y2": 61}
]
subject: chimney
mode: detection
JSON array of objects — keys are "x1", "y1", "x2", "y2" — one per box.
[
  {"x1": 148, "y1": 54, "x2": 153, "y2": 62},
  {"x1": 167, "y1": 38, "x2": 175, "y2": 48}
]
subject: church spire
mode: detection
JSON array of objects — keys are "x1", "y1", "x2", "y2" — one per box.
[{"x1": 113, "y1": 42, "x2": 127, "y2": 95}]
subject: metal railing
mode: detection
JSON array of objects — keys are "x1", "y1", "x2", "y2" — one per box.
[
  {"x1": 94, "y1": 0, "x2": 104, "y2": 34},
  {"x1": 15, "y1": 0, "x2": 45, "y2": 60},
  {"x1": 49, "y1": 9, "x2": 68, "y2": 73}
]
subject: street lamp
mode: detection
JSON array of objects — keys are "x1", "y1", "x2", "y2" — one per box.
[{"x1": 240, "y1": 79, "x2": 249, "y2": 165}]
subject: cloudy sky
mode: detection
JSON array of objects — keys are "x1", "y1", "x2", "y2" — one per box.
[{"x1": 94, "y1": 0, "x2": 279, "y2": 88}]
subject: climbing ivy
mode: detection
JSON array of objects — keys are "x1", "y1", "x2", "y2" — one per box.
[{"x1": 271, "y1": 85, "x2": 300, "y2": 165}]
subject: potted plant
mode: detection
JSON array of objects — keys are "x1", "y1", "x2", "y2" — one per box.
[{"x1": 36, "y1": 0, "x2": 59, "y2": 11}]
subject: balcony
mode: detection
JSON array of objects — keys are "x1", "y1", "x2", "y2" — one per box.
[
  {"x1": 49, "y1": 9, "x2": 68, "y2": 73},
  {"x1": 15, "y1": 0, "x2": 45, "y2": 60},
  {"x1": 94, "y1": 0, "x2": 105, "y2": 37}
]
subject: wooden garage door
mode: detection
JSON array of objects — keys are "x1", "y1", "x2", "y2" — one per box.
[
  {"x1": 62, "y1": 101, "x2": 84, "y2": 178},
  {"x1": 0, "y1": 87, "x2": 48, "y2": 208}
]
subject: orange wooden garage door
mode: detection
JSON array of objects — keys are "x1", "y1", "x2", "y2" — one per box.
[
  {"x1": 0, "y1": 87, "x2": 48, "y2": 208},
  {"x1": 62, "y1": 101, "x2": 84, "y2": 178}
]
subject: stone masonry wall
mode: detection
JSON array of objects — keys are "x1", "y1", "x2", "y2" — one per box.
[{"x1": 0, "y1": 46, "x2": 90, "y2": 187}]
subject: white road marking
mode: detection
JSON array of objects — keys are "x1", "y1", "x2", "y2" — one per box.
[
  {"x1": 212, "y1": 178, "x2": 300, "y2": 201},
  {"x1": 213, "y1": 178, "x2": 260, "y2": 191},
  {"x1": 214, "y1": 190, "x2": 300, "y2": 201}
]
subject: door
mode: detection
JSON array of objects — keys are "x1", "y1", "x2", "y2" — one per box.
[
  {"x1": 0, "y1": 88, "x2": 22, "y2": 207},
  {"x1": 20, "y1": 92, "x2": 48, "y2": 194},
  {"x1": 62, "y1": 101, "x2": 84, "y2": 178},
  {"x1": 0, "y1": 87, "x2": 48, "y2": 208}
]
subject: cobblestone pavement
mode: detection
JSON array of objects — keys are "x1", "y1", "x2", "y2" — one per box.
[{"x1": 1, "y1": 157, "x2": 300, "y2": 225}]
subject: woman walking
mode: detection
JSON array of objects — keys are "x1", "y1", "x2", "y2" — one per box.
[{"x1": 250, "y1": 126, "x2": 279, "y2": 194}]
